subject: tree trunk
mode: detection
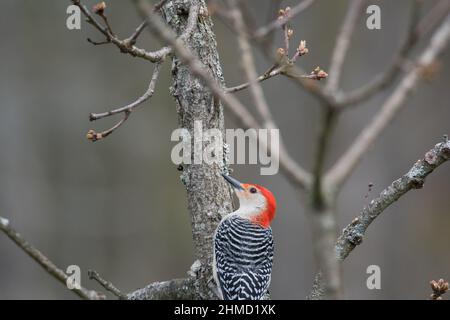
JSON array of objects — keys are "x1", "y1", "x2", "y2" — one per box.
[
  {"x1": 309, "y1": 201, "x2": 342, "y2": 299},
  {"x1": 162, "y1": 0, "x2": 233, "y2": 299}
]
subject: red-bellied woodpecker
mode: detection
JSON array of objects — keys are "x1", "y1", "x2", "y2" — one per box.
[{"x1": 213, "y1": 174, "x2": 276, "y2": 300}]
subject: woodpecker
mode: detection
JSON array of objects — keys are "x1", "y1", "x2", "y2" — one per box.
[{"x1": 213, "y1": 174, "x2": 276, "y2": 300}]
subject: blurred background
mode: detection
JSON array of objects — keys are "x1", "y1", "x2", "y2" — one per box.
[{"x1": 0, "y1": 0, "x2": 449, "y2": 299}]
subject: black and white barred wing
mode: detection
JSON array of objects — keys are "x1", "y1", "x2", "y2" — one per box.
[{"x1": 214, "y1": 216, "x2": 274, "y2": 300}]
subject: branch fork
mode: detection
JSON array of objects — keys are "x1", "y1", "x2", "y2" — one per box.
[{"x1": 86, "y1": 61, "x2": 162, "y2": 142}]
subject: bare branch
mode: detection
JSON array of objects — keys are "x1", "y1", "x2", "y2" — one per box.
[
  {"x1": 327, "y1": 15, "x2": 450, "y2": 190},
  {"x1": 143, "y1": 2, "x2": 312, "y2": 190},
  {"x1": 303, "y1": 2, "x2": 364, "y2": 294},
  {"x1": 127, "y1": 20, "x2": 149, "y2": 46},
  {"x1": 127, "y1": 277, "x2": 198, "y2": 300},
  {"x1": 225, "y1": 65, "x2": 282, "y2": 93},
  {"x1": 280, "y1": 64, "x2": 336, "y2": 105},
  {"x1": 87, "y1": 38, "x2": 110, "y2": 46},
  {"x1": 225, "y1": 64, "x2": 327, "y2": 94},
  {"x1": 253, "y1": 0, "x2": 317, "y2": 39},
  {"x1": 127, "y1": 0, "x2": 171, "y2": 44},
  {"x1": 214, "y1": 1, "x2": 333, "y2": 105},
  {"x1": 230, "y1": 1, "x2": 276, "y2": 129},
  {"x1": 335, "y1": 137, "x2": 450, "y2": 260},
  {"x1": 142, "y1": 3, "x2": 257, "y2": 126},
  {"x1": 416, "y1": 0, "x2": 450, "y2": 43},
  {"x1": 90, "y1": 62, "x2": 162, "y2": 121},
  {"x1": 309, "y1": 137, "x2": 450, "y2": 299},
  {"x1": 86, "y1": 62, "x2": 162, "y2": 141},
  {"x1": 338, "y1": 0, "x2": 450, "y2": 108},
  {"x1": 86, "y1": 111, "x2": 130, "y2": 142},
  {"x1": 0, "y1": 217, "x2": 104, "y2": 300},
  {"x1": 226, "y1": 2, "x2": 316, "y2": 190},
  {"x1": 88, "y1": 270, "x2": 127, "y2": 300},
  {"x1": 74, "y1": 0, "x2": 202, "y2": 141},
  {"x1": 221, "y1": 1, "x2": 311, "y2": 94},
  {"x1": 92, "y1": 2, "x2": 115, "y2": 36},
  {"x1": 224, "y1": 14, "x2": 312, "y2": 94},
  {"x1": 71, "y1": 0, "x2": 171, "y2": 62},
  {"x1": 326, "y1": 0, "x2": 365, "y2": 93}
]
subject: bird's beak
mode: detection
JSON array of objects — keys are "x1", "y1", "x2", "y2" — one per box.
[{"x1": 221, "y1": 174, "x2": 244, "y2": 191}]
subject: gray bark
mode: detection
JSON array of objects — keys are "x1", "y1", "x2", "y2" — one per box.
[
  {"x1": 128, "y1": 278, "x2": 197, "y2": 300},
  {"x1": 308, "y1": 138, "x2": 450, "y2": 299},
  {"x1": 161, "y1": 0, "x2": 233, "y2": 299},
  {"x1": 335, "y1": 138, "x2": 450, "y2": 260},
  {"x1": 309, "y1": 203, "x2": 342, "y2": 299}
]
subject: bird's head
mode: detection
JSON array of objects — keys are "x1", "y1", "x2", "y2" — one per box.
[{"x1": 222, "y1": 174, "x2": 276, "y2": 228}]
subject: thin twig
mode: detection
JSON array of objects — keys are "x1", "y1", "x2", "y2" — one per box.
[
  {"x1": 87, "y1": 38, "x2": 110, "y2": 46},
  {"x1": 214, "y1": 0, "x2": 332, "y2": 104},
  {"x1": 326, "y1": 0, "x2": 365, "y2": 93},
  {"x1": 280, "y1": 64, "x2": 335, "y2": 105},
  {"x1": 90, "y1": 62, "x2": 162, "y2": 121},
  {"x1": 225, "y1": 66, "x2": 282, "y2": 93},
  {"x1": 88, "y1": 270, "x2": 127, "y2": 300},
  {"x1": 253, "y1": 0, "x2": 317, "y2": 39},
  {"x1": 86, "y1": 62, "x2": 162, "y2": 141},
  {"x1": 86, "y1": 111, "x2": 130, "y2": 142},
  {"x1": 224, "y1": 8, "x2": 313, "y2": 95},
  {"x1": 326, "y1": 15, "x2": 450, "y2": 191},
  {"x1": 230, "y1": 1, "x2": 313, "y2": 189},
  {"x1": 0, "y1": 217, "x2": 104, "y2": 300},
  {"x1": 127, "y1": 0, "x2": 174, "y2": 45},
  {"x1": 99, "y1": 14, "x2": 115, "y2": 37},
  {"x1": 72, "y1": 0, "x2": 171, "y2": 62},
  {"x1": 127, "y1": 21, "x2": 148, "y2": 46}
]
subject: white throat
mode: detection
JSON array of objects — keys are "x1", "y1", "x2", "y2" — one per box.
[{"x1": 233, "y1": 198, "x2": 265, "y2": 220}]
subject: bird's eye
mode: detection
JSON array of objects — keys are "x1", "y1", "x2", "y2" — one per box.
[{"x1": 249, "y1": 187, "x2": 257, "y2": 194}]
